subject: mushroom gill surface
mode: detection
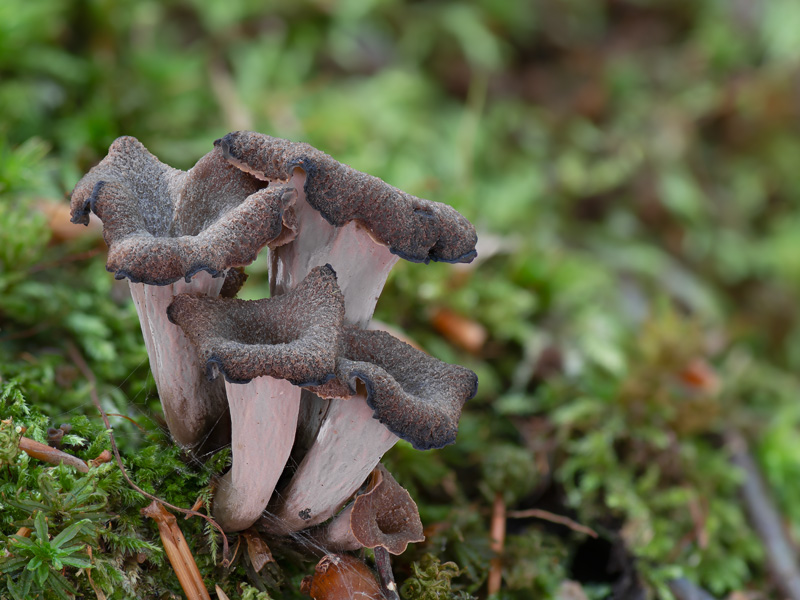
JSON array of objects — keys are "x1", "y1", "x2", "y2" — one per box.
[
  {"x1": 70, "y1": 136, "x2": 296, "y2": 285},
  {"x1": 167, "y1": 264, "x2": 345, "y2": 386},
  {"x1": 215, "y1": 131, "x2": 478, "y2": 265}
]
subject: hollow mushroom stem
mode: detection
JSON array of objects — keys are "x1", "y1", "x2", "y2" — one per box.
[
  {"x1": 269, "y1": 170, "x2": 399, "y2": 328},
  {"x1": 267, "y1": 396, "x2": 398, "y2": 532},
  {"x1": 129, "y1": 271, "x2": 229, "y2": 454},
  {"x1": 216, "y1": 131, "x2": 478, "y2": 544},
  {"x1": 167, "y1": 265, "x2": 347, "y2": 534},
  {"x1": 212, "y1": 377, "x2": 300, "y2": 532}
]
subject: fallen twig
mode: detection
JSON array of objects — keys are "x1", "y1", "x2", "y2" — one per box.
[
  {"x1": 142, "y1": 500, "x2": 211, "y2": 600},
  {"x1": 374, "y1": 546, "x2": 401, "y2": 600},
  {"x1": 507, "y1": 508, "x2": 598, "y2": 538},
  {"x1": 668, "y1": 577, "x2": 717, "y2": 600},
  {"x1": 726, "y1": 430, "x2": 800, "y2": 600},
  {"x1": 67, "y1": 342, "x2": 231, "y2": 565},
  {"x1": 488, "y1": 492, "x2": 506, "y2": 596},
  {"x1": 19, "y1": 436, "x2": 89, "y2": 473}
]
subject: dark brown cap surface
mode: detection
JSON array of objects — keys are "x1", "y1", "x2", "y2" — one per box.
[
  {"x1": 168, "y1": 265, "x2": 345, "y2": 385},
  {"x1": 313, "y1": 327, "x2": 478, "y2": 451},
  {"x1": 69, "y1": 136, "x2": 295, "y2": 285},
  {"x1": 215, "y1": 131, "x2": 478, "y2": 264}
]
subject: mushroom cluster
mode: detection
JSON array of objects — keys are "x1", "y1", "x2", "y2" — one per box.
[{"x1": 70, "y1": 132, "x2": 478, "y2": 561}]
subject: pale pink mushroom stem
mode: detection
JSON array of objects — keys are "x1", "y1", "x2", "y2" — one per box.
[
  {"x1": 212, "y1": 377, "x2": 300, "y2": 532},
  {"x1": 129, "y1": 271, "x2": 228, "y2": 452},
  {"x1": 269, "y1": 395, "x2": 398, "y2": 532},
  {"x1": 266, "y1": 171, "x2": 400, "y2": 532}
]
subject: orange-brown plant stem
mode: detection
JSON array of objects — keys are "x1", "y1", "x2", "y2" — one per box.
[
  {"x1": 19, "y1": 436, "x2": 89, "y2": 473},
  {"x1": 488, "y1": 491, "x2": 506, "y2": 596},
  {"x1": 142, "y1": 501, "x2": 211, "y2": 600},
  {"x1": 507, "y1": 508, "x2": 598, "y2": 538}
]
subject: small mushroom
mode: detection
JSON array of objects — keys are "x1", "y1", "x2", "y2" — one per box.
[
  {"x1": 272, "y1": 328, "x2": 477, "y2": 531},
  {"x1": 315, "y1": 463, "x2": 424, "y2": 555},
  {"x1": 217, "y1": 131, "x2": 478, "y2": 533},
  {"x1": 69, "y1": 136, "x2": 295, "y2": 453},
  {"x1": 167, "y1": 265, "x2": 345, "y2": 531},
  {"x1": 216, "y1": 131, "x2": 477, "y2": 329}
]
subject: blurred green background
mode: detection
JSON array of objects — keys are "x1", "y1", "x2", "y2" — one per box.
[{"x1": 3, "y1": 0, "x2": 800, "y2": 598}]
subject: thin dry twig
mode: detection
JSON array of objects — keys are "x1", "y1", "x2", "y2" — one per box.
[
  {"x1": 507, "y1": 508, "x2": 598, "y2": 538},
  {"x1": 726, "y1": 430, "x2": 800, "y2": 600},
  {"x1": 19, "y1": 436, "x2": 89, "y2": 473},
  {"x1": 105, "y1": 413, "x2": 146, "y2": 431},
  {"x1": 66, "y1": 342, "x2": 231, "y2": 565},
  {"x1": 374, "y1": 546, "x2": 401, "y2": 600},
  {"x1": 668, "y1": 577, "x2": 718, "y2": 600},
  {"x1": 488, "y1": 492, "x2": 506, "y2": 596},
  {"x1": 142, "y1": 500, "x2": 212, "y2": 600}
]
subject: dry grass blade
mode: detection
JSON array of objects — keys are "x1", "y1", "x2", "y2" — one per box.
[
  {"x1": 507, "y1": 508, "x2": 598, "y2": 538},
  {"x1": 215, "y1": 585, "x2": 231, "y2": 600},
  {"x1": 142, "y1": 500, "x2": 211, "y2": 600},
  {"x1": 488, "y1": 491, "x2": 506, "y2": 596}
]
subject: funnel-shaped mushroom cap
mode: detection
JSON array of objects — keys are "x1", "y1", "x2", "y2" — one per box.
[
  {"x1": 215, "y1": 131, "x2": 478, "y2": 265},
  {"x1": 167, "y1": 265, "x2": 345, "y2": 386},
  {"x1": 313, "y1": 328, "x2": 478, "y2": 451},
  {"x1": 349, "y1": 464, "x2": 424, "y2": 554},
  {"x1": 70, "y1": 136, "x2": 296, "y2": 285}
]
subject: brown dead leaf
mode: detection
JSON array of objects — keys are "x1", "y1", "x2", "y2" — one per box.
[{"x1": 241, "y1": 528, "x2": 274, "y2": 573}]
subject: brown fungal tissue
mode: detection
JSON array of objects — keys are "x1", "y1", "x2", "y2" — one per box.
[
  {"x1": 69, "y1": 137, "x2": 296, "y2": 454},
  {"x1": 316, "y1": 464, "x2": 425, "y2": 555},
  {"x1": 301, "y1": 554, "x2": 384, "y2": 600},
  {"x1": 70, "y1": 133, "x2": 478, "y2": 571},
  {"x1": 167, "y1": 265, "x2": 346, "y2": 531},
  {"x1": 209, "y1": 131, "x2": 478, "y2": 535}
]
